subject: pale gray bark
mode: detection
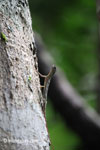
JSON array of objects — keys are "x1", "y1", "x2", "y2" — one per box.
[{"x1": 0, "y1": 1, "x2": 50, "y2": 150}]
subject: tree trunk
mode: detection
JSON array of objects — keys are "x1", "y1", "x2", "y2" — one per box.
[{"x1": 0, "y1": 0, "x2": 50, "y2": 150}]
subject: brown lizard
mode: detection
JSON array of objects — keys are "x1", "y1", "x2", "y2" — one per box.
[
  {"x1": 38, "y1": 65, "x2": 56, "y2": 113},
  {"x1": 38, "y1": 65, "x2": 56, "y2": 149}
]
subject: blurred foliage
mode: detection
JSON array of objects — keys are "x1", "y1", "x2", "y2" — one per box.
[
  {"x1": 29, "y1": 0, "x2": 97, "y2": 88},
  {"x1": 28, "y1": 0, "x2": 98, "y2": 149},
  {"x1": 46, "y1": 101, "x2": 81, "y2": 150}
]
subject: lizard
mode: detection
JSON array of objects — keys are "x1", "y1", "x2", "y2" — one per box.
[
  {"x1": 38, "y1": 65, "x2": 56, "y2": 149},
  {"x1": 29, "y1": 40, "x2": 56, "y2": 112},
  {"x1": 38, "y1": 65, "x2": 56, "y2": 114}
]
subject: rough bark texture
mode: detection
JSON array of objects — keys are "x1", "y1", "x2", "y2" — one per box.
[
  {"x1": 0, "y1": 1, "x2": 50, "y2": 150},
  {"x1": 35, "y1": 34, "x2": 100, "y2": 149}
]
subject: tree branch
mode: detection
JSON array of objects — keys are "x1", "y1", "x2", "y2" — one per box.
[
  {"x1": 35, "y1": 33, "x2": 100, "y2": 148},
  {"x1": 96, "y1": 0, "x2": 100, "y2": 114}
]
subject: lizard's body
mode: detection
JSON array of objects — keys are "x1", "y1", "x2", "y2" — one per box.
[
  {"x1": 39, "y1": 65, "x2": 56, "y2": 113},
  {"x1": 38, "y1": 65, "x2": 56, "y2": 148}
]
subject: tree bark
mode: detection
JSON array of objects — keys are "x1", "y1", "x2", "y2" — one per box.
[{"x1": 0, "y1": 1, "x2": 50, "y2": 150}]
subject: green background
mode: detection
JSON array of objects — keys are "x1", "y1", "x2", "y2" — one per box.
[{"x1": 29, "y1": 0, "x2": 98, "y2": 149}]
